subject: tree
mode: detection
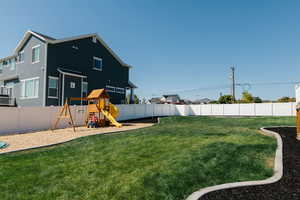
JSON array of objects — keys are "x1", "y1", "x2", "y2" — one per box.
[
  {"x1": 141, "y1": 98, "x2": 147, "y2": 104},
  {"x1": 218, "y1": 95, "x2": 234, "y2": 104},
  {"x1": 126, "y1": 94, "x2": 140, "y2": 104},
  {"x1": 241, "y1": 92, "x2": 254, "y2": 103},
  {"x1": 253, "y1": 96, "x2": 262, "y2": 103},
  {"x1": 277, "y1": 96, "x2": 296, "y2": 102}
]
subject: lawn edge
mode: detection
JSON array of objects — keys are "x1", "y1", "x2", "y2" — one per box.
[
  {"x1": 186, "y1": 126, "x2": 284, "y2": 200},
  {"x1": 0, "y1": 124, "x2": 155, "y2": 155}
]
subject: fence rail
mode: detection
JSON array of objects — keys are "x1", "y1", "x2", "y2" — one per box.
[
  {"x1": 0, "y1": 102, "x2": 296, "y2": 135},
  {"x1": 0, "y1": 96, "x2": 15, "y2": 106}
]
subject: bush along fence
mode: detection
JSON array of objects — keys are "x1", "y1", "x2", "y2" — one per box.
[{"x1": 0, "y1": 102, "x2": 296, "y2": 135}]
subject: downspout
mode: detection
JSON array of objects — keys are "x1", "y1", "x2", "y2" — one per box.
[{"x1": 43, "y1": 42, "x2": 48, "y2": 106}]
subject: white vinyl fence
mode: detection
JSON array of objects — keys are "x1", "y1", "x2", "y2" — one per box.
[{"x1": 0, "y1": 102, "x2": 296, "y2": 135}]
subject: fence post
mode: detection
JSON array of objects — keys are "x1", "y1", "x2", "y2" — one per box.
[
  {"x1": 254, "y1": 103, "x2": 256, "y2": 116},
  {"x1": 222, "y1": 104, "x2": 225, "y2": 116},
  {"x1": 17, "y1": 106, "x2": 21, "y2": 133},
  {"x1": 271, "y1": 102, "x2": 274, "y2": 116}
]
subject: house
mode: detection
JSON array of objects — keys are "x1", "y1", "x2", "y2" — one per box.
[
  {"x1": 161, "y1": 94, "x2": 181, "y2": 104},
  {"x1": 193, "y1": 98, "x2": 212, "y2": 104},
  {"x1": 0, "y1": 30, "x2": 137, "y2": 107},
  {"x1": 149, "y1": 97, "x2": 162, "y2": 104}
]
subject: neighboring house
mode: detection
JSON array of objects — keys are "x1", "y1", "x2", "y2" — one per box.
[
  {"x1": 193, "y1": 98, "x2": 211, "y2": 104},
  {"x1": 150, "y1": 97, "x2": 162, "y2": 104},
  {"x1": 161, "y1": 94, "x2": 181, "y2": 104},
  {"x1": 0, "y1": 30, "x2": 137, "y2": 106}
]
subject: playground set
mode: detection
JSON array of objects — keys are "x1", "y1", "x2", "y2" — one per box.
[{"x1": 53, "y1": 89, "x2": 122, "y2": 132}]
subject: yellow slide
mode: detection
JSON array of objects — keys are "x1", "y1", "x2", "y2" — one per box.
[{"x1": 101, "y1": 104, "x2": 122, "y2": 128}]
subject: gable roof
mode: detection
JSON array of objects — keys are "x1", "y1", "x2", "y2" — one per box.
[
  {"x1": 163, "y1": 94, "x2": 180, "y2": 98},
  {"x1": 14, "y1": 30, "x2": 132, "y2": 69}
]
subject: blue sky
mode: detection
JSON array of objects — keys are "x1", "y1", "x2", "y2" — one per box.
[{"x1": 1, "y1": 0, "x2": 300, "y2": 100}]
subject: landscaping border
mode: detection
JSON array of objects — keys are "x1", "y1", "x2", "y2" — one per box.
[
  {"x1": 186, "y1": 127, "x2": 284, "y2": 200},
  {"x1": 0, "y1": 123, "x2": 155, "y2": 155}
]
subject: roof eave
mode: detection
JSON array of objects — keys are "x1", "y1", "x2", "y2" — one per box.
[{"x1": 14, "y1": 30, "x2": 48, "y2": 53}]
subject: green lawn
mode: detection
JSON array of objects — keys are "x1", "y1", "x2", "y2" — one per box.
[{"x1": 0, "y1": 116, "x2": 295, "y2": 200}]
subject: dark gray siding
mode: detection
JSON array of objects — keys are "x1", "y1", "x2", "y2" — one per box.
[
  {"x1": 0, "y1": 35, "x2": 46, "y2": 107},
  {"x1": 46, "y1": 37, "x2": 129, "y2": 105}
]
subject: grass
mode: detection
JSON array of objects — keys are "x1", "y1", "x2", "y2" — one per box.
[{"x1": 0, "y1": 116, "x2": 295, "y2": 200}]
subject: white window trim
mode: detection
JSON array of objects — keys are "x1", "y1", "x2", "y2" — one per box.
[
  {"x1": 115, "y1": 87, "x2": 125, "y2": 94},
  {"x1": 10, "y1": 58, "x2": 16, "y2": 71},
  {"x1": 48, "y1": 76, "x2": 59, "y2": 99},
  {"x1": 93, "y1": 56, "x2": 103, "y2": 71},
  {"x1": 82, "y1": 81, "x2": 88, "y2": 97},
  {"x1": 17, "y1": 50, "x2": 25, "y2": 64},
  {"x1": 92, "y1": 36, "x2": 97, "y2": 43},
  {"x1": 20, "y1": 77, "x2": 40, "y2": 99},
  {"x1": 106, "y1": 85, "x2": 115, "y2": 93},
  {"x1": 32, "y1": 45, "x2": 41, "y2": 64}
]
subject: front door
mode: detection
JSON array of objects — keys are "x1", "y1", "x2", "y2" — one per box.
[{"x1": 62, "y1": 75, "x2": 82, "y2": 105}]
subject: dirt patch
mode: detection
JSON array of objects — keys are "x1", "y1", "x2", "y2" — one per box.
[{"x1": 0, "y1": 123, "x2": 154, "y2": 154}]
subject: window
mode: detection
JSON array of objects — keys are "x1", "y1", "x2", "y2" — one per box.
[
  {"x1": 7, "y1": 59, "x2": 11, "y2": 69},
  {"x1": 48, "y1": 77, "x2": 58, "y2": 98},
  {"x1": 2, "y1": 60, "x2": 7, "y2": 68},
  {"x1": 21, "y1": 77, "x2": 39, "y2": 98},
  {"x1": 18, "y1": 51, "x2": 24, "y2": 63},
  {"x1": 70, "y1": 82, "x2": 76, "y2": 88},
  {"x1": 10, "y1": 58, "x2": 16, "y2": 70},
  {"x1": 106, "y1": 85, "x2": 115, "y2": 93},
  {"x1": 82, "y1": 82, "x2": 88, "y2": 97},
  {"x1": 92, "y1": 36, "x2": 97, "y2": 43},
  {"x1": 93, "y1": 57, "x2": 102, "y2": 71},
  {"x1": 115, "y1": 87, "x2": 125, "y2": 94},
  {"x1": 32, "y1": 45, "x2": 40, "y2": 63},
  {"x1": 0, "y1": 62, "x2": 2, "y2": 74}
]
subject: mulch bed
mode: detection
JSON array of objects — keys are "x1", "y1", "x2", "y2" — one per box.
[{"x1": 200, "y1": 127, "x2": 300, "y2": 200}]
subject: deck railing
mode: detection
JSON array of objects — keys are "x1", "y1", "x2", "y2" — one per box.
[{"x1": 0, "y1": 96, "x2": 15, "y2": 106}]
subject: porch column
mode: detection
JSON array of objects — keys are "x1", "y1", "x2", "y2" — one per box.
[{"x1": 130, "y1": 87, "x2": 134, "y2": 104}]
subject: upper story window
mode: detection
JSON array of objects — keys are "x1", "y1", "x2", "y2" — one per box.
[
  {"x1": 32, "y1": 45, "x2": 41, "y2": 64},
  {"x1": 2, "y1": 60, "x2": 8, "y2": 68},
  {"x1": 0, "y1": 62, "x2": 3, "y2": 74},
  {"x1": 92, "y1": 36, "x2": 97, "y2": 43},
  {"x1": 93, "y1": 57, "x2": 102, "y2": 71},
  {"x1": 10, "y1": 58, "x2": 16, "y2": 70},
  {"x1": 18, "y1": 51, "x2": 24, "y2": 63},
  {"x1": 48, "y1": 76, "x2": 58, "y2": 98}
]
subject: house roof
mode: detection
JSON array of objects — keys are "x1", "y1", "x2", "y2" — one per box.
[
  {"x1": 127, "y1": 81, "x2": 138, "y2": 89},
  {"x1": 87, "y1": 89, "x2": 110, "y2": 99},
  {"x1": 13, "y1": 30, "x2": 132, "y2": 69},
  {"x1": 163, "y1": 94, "x2": 180, "y2": 98},
  {"x1": 150, "y1": 97, "x2": 162, "y2": 103},
  {"x1": 57, "y1": 68, "x2": 87, "y2": 78},
  {"x1": 30, "y1": 30, "x2": 56, "y2": 41}
]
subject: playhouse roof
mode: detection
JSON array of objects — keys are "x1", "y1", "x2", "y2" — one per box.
[{"x1": 87, "y1": 89, "x2": 110, "y2": 99}]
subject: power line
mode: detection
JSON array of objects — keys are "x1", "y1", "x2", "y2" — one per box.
[{"x1": 144, "y1": 81, "x2": 300, "y2": 99}]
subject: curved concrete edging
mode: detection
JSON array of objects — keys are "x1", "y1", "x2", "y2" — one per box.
[{"x1": 186, "y1": 127, "x2": 283, "y2": 200}]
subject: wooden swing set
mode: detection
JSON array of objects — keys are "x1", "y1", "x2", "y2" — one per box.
[{"x1": 53, "y1": 89, "x2": 122, "y2": 132}]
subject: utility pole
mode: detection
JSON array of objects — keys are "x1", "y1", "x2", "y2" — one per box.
[{"x1": 230, "y1": 66, "x2": 236, "y2": 102}]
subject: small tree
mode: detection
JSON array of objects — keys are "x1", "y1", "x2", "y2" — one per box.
[
  {"x1": 241, "y1": 92, "x2": 254, "y2": 103},
  {"x1": 126, "y1": 94, "x2": 140, "y2": 104},
  {"x1": 277, "y1": 96, "x2": 296, "y2": 102},
  {"x1": 253, "y1": 96, "x2": 262, "y2": 103},
  {"x1": 218, "y1": 95, "x2": 234, "y2": 104}
]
